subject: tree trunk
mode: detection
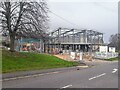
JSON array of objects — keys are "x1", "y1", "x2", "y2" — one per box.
[{"x1": 9, "y1": 33, "x2": 15, "y2": 52}]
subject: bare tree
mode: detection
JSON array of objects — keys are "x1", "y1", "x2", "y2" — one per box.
[
  {"x1": 0, "y1": 1, "x2": 49, "y2": 52},
  {"x1": 109, "y1": 34, "x2": 120, "y2": 51}
]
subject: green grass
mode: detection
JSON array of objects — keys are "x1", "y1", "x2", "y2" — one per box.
[
  {"x1": 104, "y1": 57, "x2": 119, "y2": 61},
  {"x1": 2, "y1": 50, "x2": 79, "y2": 73}
]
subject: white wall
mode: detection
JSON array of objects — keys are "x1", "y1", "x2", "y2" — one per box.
[{"x1": 99, "y1": 46, "x2": 108, "y2": 53}]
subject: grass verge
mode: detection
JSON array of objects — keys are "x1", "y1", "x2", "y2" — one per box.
[{"x1": 2, "y1": 50, "x2": 79, "y2": 73}]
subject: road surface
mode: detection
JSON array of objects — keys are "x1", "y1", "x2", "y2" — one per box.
[{"x1": 2, "y1": 61, "x2": 118, "y2": 88}]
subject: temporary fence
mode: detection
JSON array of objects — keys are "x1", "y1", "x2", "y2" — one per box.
[{"x1": 94, "y1": 52, "x2": 118, "y2": 59}]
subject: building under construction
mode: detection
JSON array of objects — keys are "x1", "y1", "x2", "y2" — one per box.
[{"x1": 44, "y1": 28, "x2": 104, "y2": 54}]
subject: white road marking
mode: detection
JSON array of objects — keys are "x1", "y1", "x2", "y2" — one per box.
[
  {"x1": 52, "y1": 71, "x2": 59, "y2": 74},
  {"x1": 61, "y1": 85, "x2": 72, "y2": 88},
  {"x1": 3, "y1": 71, "x2": 60, "y2": 81},
  {"x1": 44, "y1": 71, "x2": 59, "y2": 75},
  {"x1": 112, "y1": 68, "x2": 118, "y2": 73},
  {"x1": 32, "y1": 74, "x2": 39, "y2": 77},
  {"x1": 89, "y1": 73, "x2": 106, "y2": 80},
  {"x1": 8, "y1": 77, "x2": 17, "y2": 80},
  {"x1": 3, "y1": 78, "x2": 12, "y2": 81},
  {"x1": 76, "y1": 66, "x2": 88, "y2": 68},
  {"x1": 17, "y1": 76, "x2": 25, "y2": 79},
  {"x1": 4, "y1": 77, "x2": 17, "y2": 81}
]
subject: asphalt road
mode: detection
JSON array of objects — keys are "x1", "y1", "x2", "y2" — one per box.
[{"x1": 2, "y1": 61, "x2": 118, "y2": 88}]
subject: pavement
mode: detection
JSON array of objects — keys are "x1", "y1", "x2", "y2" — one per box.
[{"x1": 2, "y1": 60, "x2": 118, "y2": 88}]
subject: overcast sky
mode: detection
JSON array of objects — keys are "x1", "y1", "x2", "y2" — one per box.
[{"x1": 47, "y1": 0, "x2": 118, "y2": 43}]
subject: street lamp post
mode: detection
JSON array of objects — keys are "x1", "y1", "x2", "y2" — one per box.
[{"x1": 79, "y1": 50, "x2": 84, "y2": 63}]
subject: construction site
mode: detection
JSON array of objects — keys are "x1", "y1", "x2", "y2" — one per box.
[
  {"x1": 44, "y1": 28, "x2": 104, "y2": 61},
  {"x1": 12, "y1": 27, "x2": 117, "y2": 61}
]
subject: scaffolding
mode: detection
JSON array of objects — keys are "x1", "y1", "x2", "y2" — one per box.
[{"x1": 45, "y1": 28, "x2": 104, "y2": 53}]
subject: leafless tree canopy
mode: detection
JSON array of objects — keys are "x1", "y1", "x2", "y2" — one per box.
[
  {"x1": 0, "y1": 1, "x2": 49, "y2": 51},
  {"x1": 109, "y1": 34, "x2": 120, "y2": 50}
]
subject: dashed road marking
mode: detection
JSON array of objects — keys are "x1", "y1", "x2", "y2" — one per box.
[
  {"x1": 32, "y1": 74, "x2": 39, "y2": 77},
  {"x1": 17, "y1": 76, "x2": 25, "y2": 79},
  {"x1": 89, "y1": 73, "x2": 106, "y2": 80},
  {"x1": 51, "y1": 71, "x2": 60, "y2": 74},
  {"x1": 61, "y1": 84, "x2": 72, "y2": 88},
  {"x1": 76, "y1": 66, "x2": 88, "y2": 68},
  {"x1": 8, "y1": 77, "x2": 17, "y2": 80}
]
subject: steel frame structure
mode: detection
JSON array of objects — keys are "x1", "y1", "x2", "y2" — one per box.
[{"x1": 45, "y1": 28, "x2": 103, "y2": 53}]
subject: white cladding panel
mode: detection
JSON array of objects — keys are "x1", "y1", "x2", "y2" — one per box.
[
  {"x1": 109, "y1": 47, "x2": 115, "y2": 52},
  {"x1": 99, "y1": 46, "x2": 108, "y2": 53}
]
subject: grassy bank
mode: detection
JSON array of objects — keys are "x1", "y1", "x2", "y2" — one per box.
[{"x1": 2, "y1": 50, "x2": 79, "y2": 73}]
